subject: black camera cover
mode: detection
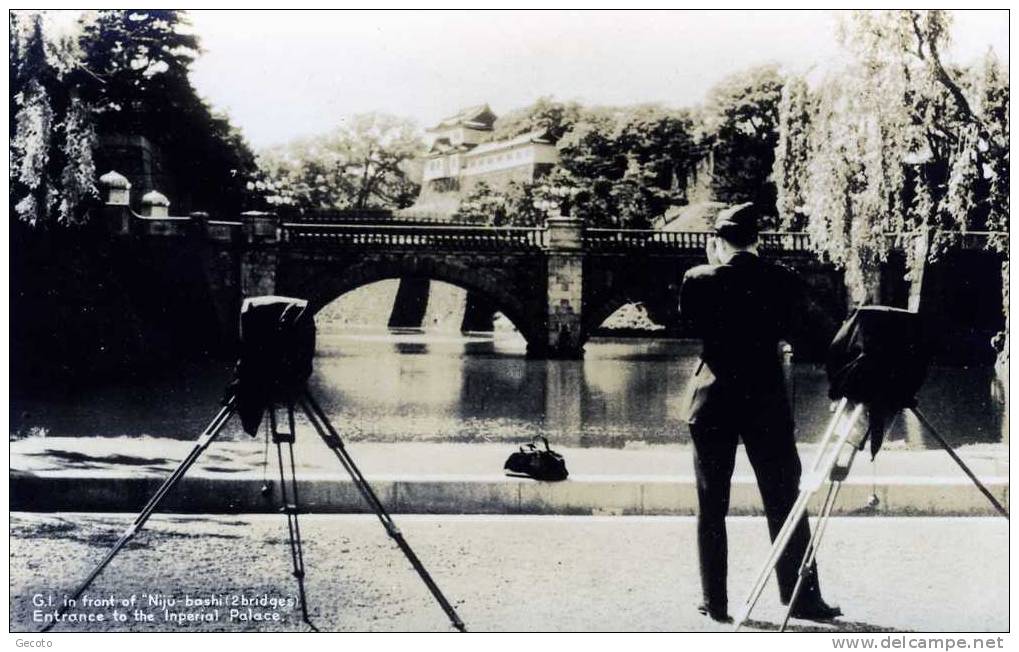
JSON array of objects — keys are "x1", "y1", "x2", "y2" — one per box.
[
  {"x1": 826, "y1": 305, "x2": 929, "y2": 456},
  {"x1": 232, "y1": 296, "x2": 316, "y2": 435}
]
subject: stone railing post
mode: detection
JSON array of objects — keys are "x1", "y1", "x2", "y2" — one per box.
[
  {"x1": 98, "y1": 170, "x2": 132, "y2": 235},
  {"x1": 241, "y1": 210, "x2": 280, "y2": 244},
  {"x1": 546, "y1": 215, "x2": 584, "y2": 251},
  {"x1": 240, "y1": 210, "x2": 281, "y2": 298},
  {"x1": 140, "y1": 190, "x2": 170, "y2": 218},
  {"x1": 543, "y1": 214, "x2": 586, "y2": 358},
  {"x1": 189, "y1": 211, "x2": 209, "y2": 239}
]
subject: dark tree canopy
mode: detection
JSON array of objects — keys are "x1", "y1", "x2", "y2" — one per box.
[
  {"x1": 700, "y1": 64, "x2": 784, "y2": 224},
  {"x1": 78, "y1": 10, "x2": 261, "y2": 216},
  {"x1": 10, "y1": 12, "x2": 98, "y2": 226},
  {"x1": 550, "y1": 105, "x2": 700, "y2": 228},
  {"x1": 10, "y1": 10, "x2": 262, "y2": 225}
]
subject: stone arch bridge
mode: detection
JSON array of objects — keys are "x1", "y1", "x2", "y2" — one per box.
[{"x1": 97, "y1": 173, "x2": 898, "y2": 360}]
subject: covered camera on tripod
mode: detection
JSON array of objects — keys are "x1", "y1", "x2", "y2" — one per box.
[
  {"x1": 232, "y1": 296, "x2": 317, "y2": 435},
  {"x1": 826, "y1": 305, "x2": 930, "y2": 456}
]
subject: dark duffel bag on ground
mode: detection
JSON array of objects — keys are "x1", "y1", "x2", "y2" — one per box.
[{"x1": 503, "y1": 436, "x2": 569, "y2": 482}]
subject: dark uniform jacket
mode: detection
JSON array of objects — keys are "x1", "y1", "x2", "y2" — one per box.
[{"x1": 679, "y1": 251, "x2": 805, "y2": 429}]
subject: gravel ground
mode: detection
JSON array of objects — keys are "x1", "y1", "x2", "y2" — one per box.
[{"x1": 9, "y1": 513, "x2": 1008, "y2": 633}]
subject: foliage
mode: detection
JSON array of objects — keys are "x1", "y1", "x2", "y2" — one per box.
[
  {"x1": 440, "y1": 72, "x2": 779, "y2": 229},
  {"x1": 554, "y1": 105, "x2": 699, "y2": 228},
  {"x1": 452, "y1": 180, "x2": 547, "y2": 227},
  {"x1": 556, "y1": 111, "x2": 626, "y2": 180},
  {"x1": 255, "y1": 113, "x2": 423, "y2": 211},
  {"x1": 773, "y1": 10, "x2": 1009, "y2": 305},
  {"x1": 773, "y1": 75, "x2": 812, "y2": 230},
  {"x1": 10, "y1": 10, "x2": 262, "y2": 224},
  {"x1": 78, "y1": 9, "x2": 260, "y2": 215},
  {"x1": 446, "y1": 103, "x2": 700, "y2": 229},
  {"x1": 10, "y1": 12, "x2": 98, "y2": 226},
  {"x1": 700, "y1": 64, "x2": 784, "y2": 223},
  {"x1": 489, "y1": 96, "x2": 583, "y2": 143},
  {"x1": 78, "y1": 9, "x2": 199, "y2": 118},
  {"x1": 451, "y1": 181, "x2": 510, "y2": 225}
]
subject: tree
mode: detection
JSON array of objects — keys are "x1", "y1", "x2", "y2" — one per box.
[
  {"x1": 774, "y1": 10, "x2": 1009, "y2": 307},
  {"x1": 701, "y1": 64, "x2": 784, "y2": 223},
  {"x1": 257, "y1": 113, "x2": 423, "y2": 212},
  {"x1": 10, "y1": 12, "x2": 98, "y2": 227},
  {"x1": 554, "y1": 111, "x2": 624, "y2": 181},
  {"x1": 773, "y1": 75, "x2": 812, "y2": 230},
  {"x1": 452, "y1": 180, "x2": 547, "y2": 227},
  {"x1": 339, "y1": 113, "x2": 423, "y2": 209},
  {"x1": 489, "y1": 96, "x2": 583, "y2": 143},
  {"x1": 452, "y1": 181, "x2": 509, "y2": 225},
  {"x1": 553, "y1": 105, "x2": 699, "y2": 227},
  {"x1": 615, "y1": 106, "x2": 699, "y2": 221},
  {"x1": 10, "y1": 10, "x2": 262, "y2": 223},
  {"x1": 78, "y1": 10, "x2": 199, "y2": 120},
  {"x1": 77, "y1": 9, "x2": 261, "y2": 215}
]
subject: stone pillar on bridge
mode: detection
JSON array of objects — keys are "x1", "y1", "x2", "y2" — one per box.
[
  {"x1": 240, "y1": 210, "x2": 281, "y2": 298},
  {"x1": 98, "y1": 170, "x2": 132, "y2": 235},
  {"x1": 140, "y1": 190, "x2": 170, "y2": 218},
  {"x1": 545, "y1": 216, "x2": 585, "y2": 359}
]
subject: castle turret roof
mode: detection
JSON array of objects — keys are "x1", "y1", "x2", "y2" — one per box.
[{"x1": 427, "y1": 104, "x2": 497, "y2": 132}]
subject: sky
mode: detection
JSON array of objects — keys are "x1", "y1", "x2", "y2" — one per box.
[{"x1": 171, "y1": 10, "x2": 1004, "y2": 149}]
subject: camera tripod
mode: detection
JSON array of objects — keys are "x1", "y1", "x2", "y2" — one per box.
[
  {"x1": 40, "y1": 390, "x2": 467, "y2": 633},
  {"x1": 734, "y1": 397, "x2": 1009, "y2": 632}
]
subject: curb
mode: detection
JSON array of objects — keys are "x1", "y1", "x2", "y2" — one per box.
[{"x1": 10, "y1": 473, "x2": 1009, "y2": 516}]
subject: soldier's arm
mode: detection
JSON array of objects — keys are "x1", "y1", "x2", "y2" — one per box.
[{"x1": 679, "y1": 267, "x2": 709, "y2": 337}]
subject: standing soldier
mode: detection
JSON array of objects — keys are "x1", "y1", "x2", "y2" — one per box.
[{"x1": 679, "y1": 202, "x2": 841, "y2": 624}]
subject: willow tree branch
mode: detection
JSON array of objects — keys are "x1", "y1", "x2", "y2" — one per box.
[{"x1": 910, "y1": 12, "x2": 1007, "y2": 161}]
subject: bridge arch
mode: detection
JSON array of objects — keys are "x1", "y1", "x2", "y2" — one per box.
[
  {"x1": 278, "y1": 254, "x2": 549, "y2": 353},
  {"x1": 580, "y1": 256, "x2": 692, "y2": 342},
  {"x1": 583, "y1": 292, "x2": 661, "y2": 337}
]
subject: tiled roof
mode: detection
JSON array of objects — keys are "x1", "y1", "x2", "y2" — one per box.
[
  {"x1": 426, "y1": 138, "x2": 474, "y2": 156},
  {"x1": 465, "y1": 129, "x2": 554, "y2": 156},
  {"x1": 428, "y1": 104, "x2": 496, "y2": 131}
]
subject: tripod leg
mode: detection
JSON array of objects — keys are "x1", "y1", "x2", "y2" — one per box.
[
  {"x1": 298, "y1": 393, "x2": 467, "y2": 633},
  {"x1": 735, "y1": 490, "x2": 812, "y2": 630},
  {"x1": 806, "y1": 399, "x2": 850, "y2": 475},
  {"x1": 269, "y1": 405, "x2": 317, "y2": 631},
  {"x1": 736, "y1": 401, "x2": 851, "y2": 629},
  {"x1": 779, "y1": 477, "x2": 844, "y2": 631},
  {"x1": 735, "y1": 402, "x2": 863, "y2": 630},
  {"x1": 40, "y1": 400, "x2": 236, "y2": 633},
  {"x1": 909, "y1": 408, "x2": 1009, "y2": 519}
]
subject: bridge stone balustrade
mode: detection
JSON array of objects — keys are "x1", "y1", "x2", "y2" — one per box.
[{"x1": 96, "y1": 172, "x2": 1004, "y2": 361}]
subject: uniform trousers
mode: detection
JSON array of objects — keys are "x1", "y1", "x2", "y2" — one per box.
[{"x1": 689, "y1": 415, "x2": 823, "y2": 612}]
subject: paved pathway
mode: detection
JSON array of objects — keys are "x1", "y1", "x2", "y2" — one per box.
[{"x1": 10, "y1": 513, "x2": 1008, "y2": 633}]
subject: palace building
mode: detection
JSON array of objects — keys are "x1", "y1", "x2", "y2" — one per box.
[{"x1": 404, "y1": 104, "x2": 560, "y2": 218}]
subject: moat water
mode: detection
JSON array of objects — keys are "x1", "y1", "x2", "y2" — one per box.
[{"x1": 11, "y1": 328, "x2": 1007, "y2": 449}]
